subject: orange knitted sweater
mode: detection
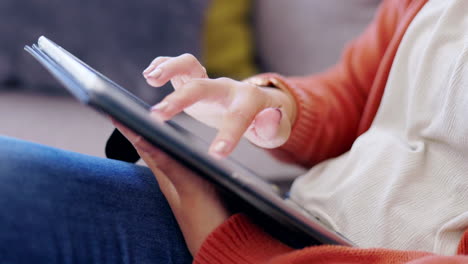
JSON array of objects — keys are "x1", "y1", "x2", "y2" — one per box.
[{"x1": 194, "y1": 0, "x2": 468, "y2": 263}]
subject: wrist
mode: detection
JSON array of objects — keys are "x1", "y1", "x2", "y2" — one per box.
[
  {"x1": 243, "y1": 76, "x2": 298, "y2": 127},
  {"x1": 261, "y1": 86, "x2": 297, "y2": 126}
]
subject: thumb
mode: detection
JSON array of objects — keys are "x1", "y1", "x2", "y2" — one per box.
[{"x1": 246, "y1": 108, "x2": 291, "y2": 149}]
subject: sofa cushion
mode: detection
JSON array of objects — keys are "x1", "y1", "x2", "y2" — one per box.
[{"x1": 202, "y1": 0, "x2": 257, "y2": 80}]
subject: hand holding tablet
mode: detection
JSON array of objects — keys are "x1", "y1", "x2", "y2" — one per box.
[
  {"x1": 25, "y1": 36, "x2": 354, "y2": 248},
  {"x1": 114, "y1": 121, "x2": 229, "y2": 256}
]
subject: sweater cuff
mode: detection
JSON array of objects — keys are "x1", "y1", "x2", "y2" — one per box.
[
  {"x1": 245, "y1": 73, "x2": 321, "y2": 165},
  {"x1": 193, "y1": 213, "x2": 292, "y2": 264}
]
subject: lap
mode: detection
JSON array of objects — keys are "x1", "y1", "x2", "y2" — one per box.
[{"x1": 0, "y1": 136, "x2": 192, "y2": 263}]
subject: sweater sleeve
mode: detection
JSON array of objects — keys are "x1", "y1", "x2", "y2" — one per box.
[
  {"x1": 194, "y1": 214, "x2": 468, "y2": 264},
  {"x1": 246, "y1": 0, "x2": 413, "y2": 167}
]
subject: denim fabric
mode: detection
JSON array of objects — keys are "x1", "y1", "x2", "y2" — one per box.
[{"x1": 0, "y1": 136, "x2": 192, "y2": 263}]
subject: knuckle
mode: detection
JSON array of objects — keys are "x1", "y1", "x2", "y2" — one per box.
[
  {"x1": 147, "y1": 78, "x2": 164, "y2": 87},
  {"x1": 132, "y1": 136, "x2": 151, "y2": 152},
  {"x1": 215, "y1": 77, "x2": 237, "y2": 88},
  {"x1": 180, "y1": 53, "x2": 194, "y2": 58},
  {"x1": 216, "y1": 77, "x2": 232, "y2": 83},
  {"x1": 180, "y1": 79, "x2": 202, "y2": 92},
  {"x1": 180, "y1": 53, "x2": 198, "y2": 65},
  {"x1": 243, "y1": 83, "x2": 260, "y2": 96},
  {"x1": 168, "y1": 88, "x2": 200, "y2": 108},
  {"x1": 151, "y1": 56, "x2": 170, "y2": 64},
  {"x1": 168, "y1": 92, "x2": 189, "y2": 107},
  {"x1": 200, "y1": 66, "x2": 208, "y2": 78},
  {"x1": 241, "y1": 83, "x2": 267, "y2": 109},
  {"x1": 133, "y1": 135, "x2": 143, "y2": 146},
  {"x1": 188, "y1": 79, "x2": 214, "y2": 93}
]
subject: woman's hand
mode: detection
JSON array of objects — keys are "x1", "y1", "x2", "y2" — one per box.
[
  {"x1": 116, "y1": 53, "x2": 297, "y2": 255},
  {"x1": 143, "y1": 54, "x2": 297, "y2": 159},
  {"x1": 114, "y1": 122, "x2": 230, "y2": 256}
]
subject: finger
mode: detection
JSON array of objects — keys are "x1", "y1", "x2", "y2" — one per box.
[
  {"x1": 113, "y1": 121, "x2": 209, "y2": 202},
  {"x1": 150, "y1": 78, "x2": 231, "y2": 121},
  {"x1": 143, "y1": 56, "x2": 171, "y2": 79},
  {"x1": 137, "y1": 138, "x2": 209, "y2": 200},
  {"x1": 113, "y1": 121, "x2": 154, "y2": 153},
  {"x1": 150, "y1": 56, "x2": 172, "y2": 66},
  {"x1": 139, "y1": 150, "x2": 180, "y2": 206},
  {"x1": 246, "y1": 108, "x2": 291, "y2": 149},
  {"x1": 114, "y1": 121, "x2": 193, "y2": 185},
  {"x1": 145, "y1": 53, "x2": 207, "y2": 88},
  {"x1": 208, "y1": 90, "x2": 263, "y2": 159},
  {"x1": 112, "y1": 121, "x2": 138, "y2": 142}
]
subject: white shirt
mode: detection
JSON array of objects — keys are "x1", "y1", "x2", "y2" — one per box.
[{"x1": 291, "y1": 0, "x2": 468, "y2": 255}]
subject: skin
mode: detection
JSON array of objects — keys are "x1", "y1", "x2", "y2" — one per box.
[{"x1": 115, "y1": 53, "x2": 297, "y2": 256}]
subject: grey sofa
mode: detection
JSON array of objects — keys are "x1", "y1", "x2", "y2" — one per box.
[{"x1": 0, "y1": 0, "x2": 208, "y2": 102}]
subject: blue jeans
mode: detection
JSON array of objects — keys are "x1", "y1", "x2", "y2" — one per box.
[{"x1": 0, "y1": 136, "x2": 192, "y2": 263}]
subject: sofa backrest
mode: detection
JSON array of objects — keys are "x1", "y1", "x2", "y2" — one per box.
[
  {"x1": 254, "y1": 0, "x2": 382, "y2": 75},
  {"x1": 0, "y1": 0, "x2": 208, "y2": 102}
]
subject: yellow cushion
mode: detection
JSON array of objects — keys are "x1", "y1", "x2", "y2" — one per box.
[{"x1": 202, "y1": 0, "x2": 257, "y2": 79}]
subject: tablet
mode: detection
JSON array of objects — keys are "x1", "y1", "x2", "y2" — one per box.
[{"x1": 25, "y1": 36, "x2": 354, "y2": 248}]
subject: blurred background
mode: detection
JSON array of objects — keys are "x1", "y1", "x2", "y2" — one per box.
[{"x1": 0, "y1": 0, "x2": 380, "y2": 182}]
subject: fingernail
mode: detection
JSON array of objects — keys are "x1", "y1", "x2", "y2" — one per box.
[
  {"x1": 213, "y1": 140, "x2": 228, "y2": 154},
  {"x1": 143, "y1": 64, "x2": 155, "y2": 75},
  {"x1": 151, "y1": 101, "x2": 169, "y2": 112},
  {"x1": 275, "y1": 108, "x2": 282, "y2": 124},
  {"x1": 148, "y1": 68, "x2": 162, "y2": 78}
]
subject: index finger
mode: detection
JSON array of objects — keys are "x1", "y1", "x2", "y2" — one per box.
[
  {"x1": 145, "y1": 53, "x2": 207, "y2": 88},
  {"x1": 208, "y1": 87, "x2": 266, "y2": 159}
]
